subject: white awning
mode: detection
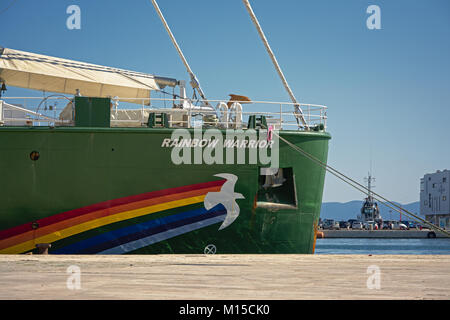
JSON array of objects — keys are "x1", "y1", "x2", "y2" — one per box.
[{"x1": 0, "y1": 47, "x2": 162, "y2": 105}]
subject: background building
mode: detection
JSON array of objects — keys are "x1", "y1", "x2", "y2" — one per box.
[{"x1": 420, "y1": 169, "x2": 450, "y2": 229}]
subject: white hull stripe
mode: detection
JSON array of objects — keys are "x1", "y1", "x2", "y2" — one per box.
[{"x1": 99, "y1": 215, "x2": 226, "y2": 254}]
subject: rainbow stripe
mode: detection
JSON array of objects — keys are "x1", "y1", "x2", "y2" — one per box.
[{"x1": 0, "y1": 179, "x2": 226, "y2": 254}]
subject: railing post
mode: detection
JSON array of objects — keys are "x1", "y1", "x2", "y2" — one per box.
[
  {"x1": 320, "y1": 107, "x2": 322, "y2": 127},
  {"x1": 308, "y1": 105, "x2": 310, "y2": 127},
  {"x1": 188, "y1": 105, "x2": 191, "y2": 128},
  {"x1": 141, "y1": 98, "x2": 145, "y2": 125},
  {"x1": 225, "y1": 102, "x2": 229, "y2": 129},
  {"x1": 0, "y1": 100, "x2": 3, "y2": 124},
  {"x1": 279, "y1": 103, "x2": 282, "y2": 129}
]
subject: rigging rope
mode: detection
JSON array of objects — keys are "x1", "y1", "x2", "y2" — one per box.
[
  {"x1": 271, "y1": 130, "x2": 450, "y2": 237},
  {"x1": 0, "y1": 0, "x2": 19, "y2": 15}
]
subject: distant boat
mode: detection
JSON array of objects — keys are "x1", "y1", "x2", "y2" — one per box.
[{"x1": 359, "y1": 173, "x2": 382, "y2": 225}]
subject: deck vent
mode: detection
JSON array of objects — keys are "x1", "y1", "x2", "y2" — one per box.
[
  {"x1": 148, "y1": 112, "x2": 170, "y2": 128},
  {"x1": 247, "y1": 115, "x2": 267, "y2": 129}
]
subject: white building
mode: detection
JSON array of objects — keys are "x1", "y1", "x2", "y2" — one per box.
[{"x1": 420, "y1": 169, "x2": 450, "y2": 229}]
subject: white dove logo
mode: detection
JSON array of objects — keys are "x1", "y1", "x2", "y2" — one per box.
[{"x1": 204, "y1": 173, "x2": 245, "y2": 230}]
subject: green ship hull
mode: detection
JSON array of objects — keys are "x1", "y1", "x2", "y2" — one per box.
[{"x1": 0, "y1": 125, "x2": 330, "y2": 254}]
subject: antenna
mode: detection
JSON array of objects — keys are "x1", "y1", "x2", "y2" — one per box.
[
  {"x1": 150, "y1": 0, "x2": 213, "y2": 110},
  {"x1": 364, "y1": 172, "x2": 376, "y2": 200},
  {"x1": 242, "y1": 0, "x2": 308, "y2": 129}
]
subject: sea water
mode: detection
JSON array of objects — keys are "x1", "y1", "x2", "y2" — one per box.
[{"x1": 315, "y1": 238, "x2": 450, "y2": 255}]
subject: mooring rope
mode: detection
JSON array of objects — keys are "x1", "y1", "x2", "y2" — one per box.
[{"x1": 272, "y1": 130, "x2": 450, "y2": 237}]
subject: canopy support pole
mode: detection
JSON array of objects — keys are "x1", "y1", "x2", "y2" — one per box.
[{"x1": 151, "y1": 0, "x2": 213, "y2": 111}]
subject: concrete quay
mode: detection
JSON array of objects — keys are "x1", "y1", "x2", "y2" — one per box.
[{"x1": 0, "y1": 254, "x2": 449, "y2": 300}]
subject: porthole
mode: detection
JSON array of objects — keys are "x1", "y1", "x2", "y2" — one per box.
[{"x1": 30, "y1": 151, "x2": 40, "y2": 161}]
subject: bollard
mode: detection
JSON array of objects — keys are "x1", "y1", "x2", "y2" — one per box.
[{"x1": 35, "y1": 243, "x2": 51, "y2": 254}]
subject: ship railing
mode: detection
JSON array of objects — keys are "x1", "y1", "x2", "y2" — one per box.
[
  {"x1": 113, "y1": 97, "x2": 327, "y2": 131},
  {"x1": 0, "y1": 96, "x2": 327, "y2": 131},
  {"x1": 0, "y1": 98, "x2": 72, "y2": 126}
]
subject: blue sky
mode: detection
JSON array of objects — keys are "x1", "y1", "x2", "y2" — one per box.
[{"x1": 1, "y1": 0, "x2": 450, "y2": 204}]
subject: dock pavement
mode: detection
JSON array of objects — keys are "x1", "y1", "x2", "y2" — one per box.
[{"x1": 0, "y1": 254, "x2": 448, "y2": 300}]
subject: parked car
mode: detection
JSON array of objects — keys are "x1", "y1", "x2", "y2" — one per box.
[
  {"x1": 398, "y1": 223, "x2": 408, "y2": 230},
  {"x1": 391, "y1": 222, "x2": 408, "y2": 230},
  {"x1": 383, "y1": 220, "x2": 398, "y2": 230},
  {"x1": 348, "y1": 219, "x2": 358, "y2": 228},
  {"x1": 339, "y1": 221, "x2": 350, "y2": 229},
  {"x1": 318, "y1": 219, "x2": 323, "y2": 229},
  {"x1": 402, "y1": 221, "x2": 417, "y2": 229},
  {"x1": 416, "y1": 224, "x2": 429, "y2": 230},
  {"x1": 382, "y1": 222, "x2": 392, "y2": 229},
  {"x1": 323, "y1": 219, "x2": 340, "y2": 230},
  {"x1": 411, "y1": 222, "x2": 419, "y2": 229},
  {"x1": 363, "y1": 221, "x2": 377, "y2": 230},
  {"x1": 352, "y1": 221, "x2": 363, "y2": 230},
  {"x1": 322, "y1": 219, "x2": 332, "y2": 229}
]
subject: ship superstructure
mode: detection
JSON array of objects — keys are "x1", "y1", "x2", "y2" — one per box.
[{"x1": 360, "y1": 173, "x2": 382, "y2": 224}]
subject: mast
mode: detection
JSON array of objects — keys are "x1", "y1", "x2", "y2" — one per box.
[
  {"x1": 242, "y1": 0, "x2": 308, "y2": 129},
  {"x1": 364, "y1": 172, "x2": 375, "y2": 201},
  {"x1": 150, "y1": 0, "x2": 213, "y2": 110}
]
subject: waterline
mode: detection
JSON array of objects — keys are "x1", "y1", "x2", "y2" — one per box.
[{"x1": 315, "y1": 238, "x2": 450, "y2": 255}]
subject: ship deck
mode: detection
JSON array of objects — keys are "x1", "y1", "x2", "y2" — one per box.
[{"x1": 0, "y1": 254, "x2": 448, "y2": 300}]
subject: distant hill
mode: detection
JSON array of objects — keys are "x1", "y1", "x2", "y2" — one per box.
[{"x1": 320, "y1": 201, "x2": 420, "y2": 221}]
